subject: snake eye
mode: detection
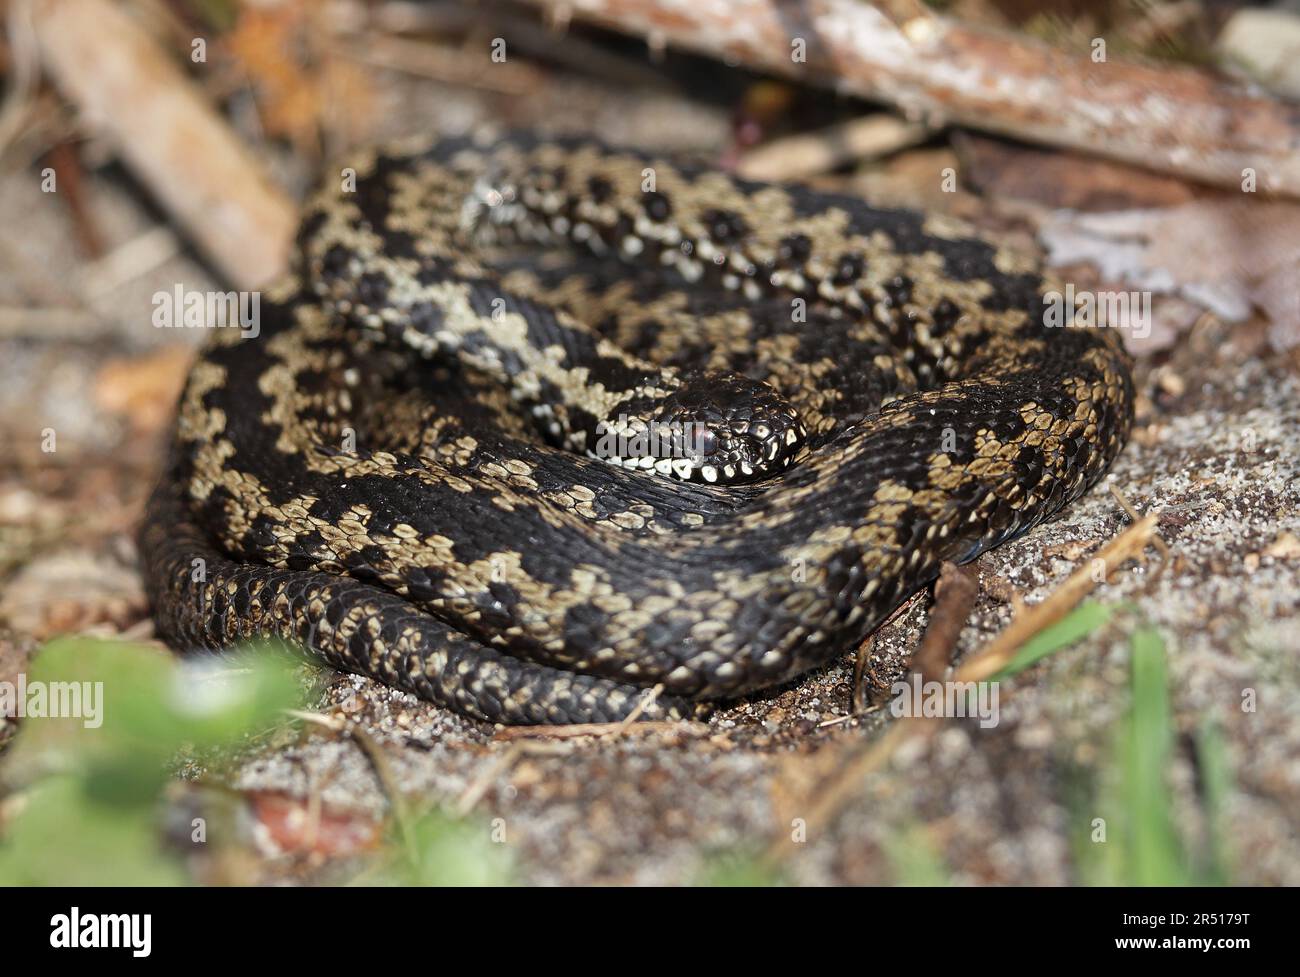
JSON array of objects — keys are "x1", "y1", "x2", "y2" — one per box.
[
  {"x1": 646, "y1": 370, "x2": 803, "y2": 484},
  {"x1": 693, "y1": 428, "x2": 718, "y2": 458}
]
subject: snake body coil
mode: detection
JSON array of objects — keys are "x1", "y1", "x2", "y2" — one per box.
[{"x1": 141, "y1": 132, "x2": 1134, "y2": 725}]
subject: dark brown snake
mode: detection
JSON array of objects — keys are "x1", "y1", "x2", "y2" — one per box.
[{"x1": 140, "y1": 131, "x2": 1134, "y2": 725}]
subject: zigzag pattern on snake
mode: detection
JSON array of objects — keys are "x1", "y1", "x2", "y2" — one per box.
[{"x1": 140, "y1": 130, "x2": 1134, "y2": 725}]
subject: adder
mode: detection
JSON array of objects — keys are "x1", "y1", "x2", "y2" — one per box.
[{"x1": 141, "y1": 131, "x2": 1134, "y2": 725}]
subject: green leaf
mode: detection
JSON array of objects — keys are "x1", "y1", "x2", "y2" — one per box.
[
  {"x1": 997, "y1": 600, "x2": 1114, "y2": 678},
  {"x1": 886, "y1": 825, "x2": 951, "y2": 886},
  {"x1": 1121, "y1": 628, "x2": 1189, "y2": 886},
  {"x1": 1194, "y1": 719, "x2": 1234, "y2": 885},
  {"x1": 0, "y1": 777, "x2": 187, "y2": 886},
  {"x1": 0, "y1": 638, "x2": 304, "y2": 885},
  {"x1": 372, "y1": 808, "x2": 516, "y2": 886},
  {"x1": 693, "y1": 849, "x2": 787, "y2": 887},
  {"x1": 23, "y1": 638, "x2": 302, "y2": 757}
]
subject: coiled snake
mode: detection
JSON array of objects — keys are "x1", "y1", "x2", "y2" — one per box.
[{"x1": 141, "y1": 131, "x2": 1134, "y2": 725}]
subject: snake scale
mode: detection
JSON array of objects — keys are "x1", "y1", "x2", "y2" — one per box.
[{"x1": 141, "y1": 130, "x2": 1134, "y2": 725}]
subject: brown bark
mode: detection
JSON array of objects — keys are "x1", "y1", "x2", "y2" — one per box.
[
  {"x1": 30, "y1": 0, "x2": 297, "y2": 288},
  {"x1": 523, "y1": 0, "x2": 1300, "y2": 197}
]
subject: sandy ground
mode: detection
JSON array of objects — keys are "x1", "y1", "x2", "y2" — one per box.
[{"x1": 1, "y1": 66, "x2": 1298, "y2": 885}]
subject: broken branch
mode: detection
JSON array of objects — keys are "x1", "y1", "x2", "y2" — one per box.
[{"x1": 522, "y1": 0, "x2": 1300, "y2": 197}]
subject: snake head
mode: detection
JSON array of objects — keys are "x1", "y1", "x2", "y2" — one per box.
[{"x1": 594, "y1": 372, "x2": 806, "y2": 484}]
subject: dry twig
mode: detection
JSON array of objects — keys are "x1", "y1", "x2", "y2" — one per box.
[
  {"x1": 454, "y1": 739, "x2": 571, "y2": 815},
  {"x1": 328, "y1": 33, "x2": 546, "y2": 97},
  {"x1": 954, "y1": 512, "x2": 1159, "y2": 685},
  {"x1": 768, "y1": 501, "x2": 1162, "y2": 861},
  {"x1": 29, "y1": 0, "x2": 296, "y2": 287},
  {"x1": 522, "y1": 0, "x2": 1300, "y2": 197},
  {"x1": 911, "y1": 560, "x2": 981, "y2": 683},
  {"x1": 0, "y1": 0, "x2": 40, "y2": 157},
  {"x1": 736, "y1": 114, "x2": 932, "y2": 181},
  {"x1": 494, "y1": 719, "x2": 708, "y2": 741}
]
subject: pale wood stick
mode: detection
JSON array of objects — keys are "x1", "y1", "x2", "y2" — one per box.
[
  {"x1": 521, "y1": 0, "x2": 1300, "y2": 197},
  {"x1": 30, "y1": 0, "x2": 297, "y2": 288},
  {"x1": 767, "y1": 509, "x2": 1162, "y2": 861},
  {"x1": 953, "y1": 515, "x2": 1158, "y2": 684},
  {"x1": 735, "y1": 114, "x2": 931, "y2": 181}
]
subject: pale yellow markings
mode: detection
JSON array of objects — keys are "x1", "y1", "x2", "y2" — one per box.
[
  {"x1": 873, "y1": 480, "x2": 915, "y2": 504},
  {"x1": 437, "y1": 436, "x2": 479, "y2": 467},
  {"x1": 703, "y1": 568, "x2": 774, "y2": 603},
  {"x1": 178, "y1": 371, "x2": 229, "y2": 446},
  {"x1": 409, "y1": 277, "x2": 632, "y2": 420},
  {"x1": 386, "y1": 168, "x2": 467, "y2": 247},
  {"x1": 592, "y1": 592, "x2": 635, "y2": 615},
  {"x1": 689, "y1": 619, "x2": 729, "y2": 644},
  {"x1": 966, "y1": 456, "x2": 1014, "y2": 480},
  {"x1": 809, "y1": 523, "x2": 852, "y2": 546},
  {"x1": 992, "y1": 243, "x2": 1041, "y2": 277},
  {"x1": 676, "y1": 168, "x2": 793, "y2": 242},
  {"x1": 569, "y1": 566, "x2": 601, "y2": 595},
  {"x1": 545, "y1": 489, "x2": 577, "y2": 510},
  {"x1": 848, "y1": 520, "x2": 903, "y2": 551},
  {"x1": 503, "y1": 457, "x2": 534, "y2": 476},
  {"x1": 638, "y1": 593, "x2": 682, "y2": 618},
  {"x1": 928, "y1": 460, "x2": 969, "y2": 492},
  {"x1": 534, "y1": 497, "x2": 580, "y2": 531},
  {"x1": 608, "y1": 510, "x2": 645, "y2": 531}
]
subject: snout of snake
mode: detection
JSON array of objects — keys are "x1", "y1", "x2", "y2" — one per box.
[{"x1": 140, "y1": 131, "x2": 1134, "y2": 726}]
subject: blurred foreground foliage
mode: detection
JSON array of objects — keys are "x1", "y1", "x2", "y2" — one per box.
[
  {"x1": 0, "y1": 638, "x2": 302, "y2": 885},
  {"x1": 1070, "y1": 628, "x2": 1235, "y2": 886},
  {"x1": 0, "y1": 619, "x2": 1235, "y2": 886},
  {"x1": 0, "y1": 638, "x2": 517, "y2": 886}
]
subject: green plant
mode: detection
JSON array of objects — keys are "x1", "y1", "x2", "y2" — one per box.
[{"x1": 0, "y1": 638, "x2": 302, "y2": 885}]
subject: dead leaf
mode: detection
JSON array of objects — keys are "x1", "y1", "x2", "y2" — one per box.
[
  {"x1": 94, "y1": 345, "x2": 192, "y2": 434},
  {"x1": 247, "y1": 791, "x2": 383, "y2": 858},
  {"x1": 1041, "y1": 199, "x2": 1300, "y2": 351},
  {"x1": 222, "y1": 0, "x2": 375, "y2": 155},
  {"x1": 957, "y1": 132, "x2": 1200, "y2": 211},
  {"x1": 0, "y1": 549, "x2": 145, "y2": 640},
  {"x1": 1264, "y1": 532, "x2": 1300, "y2": 560}
]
